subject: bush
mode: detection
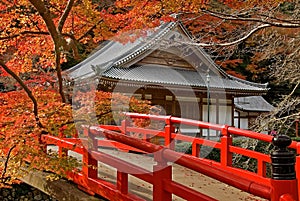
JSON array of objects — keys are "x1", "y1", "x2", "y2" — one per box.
[
  {"x1": 291, "y1": 136, "x2": 300, "y2": 142},
  {"x1": 175, "y1": 142, "x2": 192, "y2": 154},
  {"x1": 175, "y1": 142, "x2": 220, "y2": 162},
  {"x1": 232, "y1": 138, "x2": 274, "y2": 177},
  {"x1": 175, "y1": 138, "x2": 275, "y2": 177}
]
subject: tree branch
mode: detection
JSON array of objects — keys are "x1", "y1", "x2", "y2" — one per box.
[
  {"x1": 0, "y1": 31, "x2": 49, "y2": 40},
  {"x1": 0, "y1": 145, "x2": 16, "y2": 183},
  {"x1": 29, "y1": 0, "x2": 67, "y2": 103},
  {"x1": 54, "y1": 48, "x2": 66, "y2": 103},
  {"x1": 161, "y1": 22, "x2": 270, "y2": 47},
  {"x1": 57, "y1": 0, "x2": 75, "y2": 33},
  {"x1": 28, "y1": 0, "x2": 61, "y2": 44},
  {"x1": 202, "y1": 9, "x2": 300, "y2": 28},
  {"x1": 0, "y1": 59, "x2": 43, "y2": 128},
  {"x1": 183, "y1": 24, "x2": 271, "y2": 47},
  {"x1": 0, "y1": 31, "x2": 74, "y2": 41}
]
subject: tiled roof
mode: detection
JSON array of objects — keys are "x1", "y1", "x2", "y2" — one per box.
[
  {"x1": 234, "y1": 96, "x2": 274, "y2": 112},
  {"x1": 63, "y1": 22, "x2": 176, "y2": 80},
  {"x1": 102, "y1": 64, "x2": 268, "y2": 94},
  {"x1": 63, "y1": 21, "x2": 268, "y2": 95}
]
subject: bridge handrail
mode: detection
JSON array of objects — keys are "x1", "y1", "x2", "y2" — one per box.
[
  {"x1": 102, "y1": 113, "x2": 296, "y2": 184},
  {"x1": 122, "y1": 112, "x2": 299, "y2": 200},
  {"x1": 124, "y1": 112, "x2": 275, "y2": 141},
  {"x1": 122, "y1": 113, "x2": 271, "y2": 174},
  {"x1": 41, "y1": 113, "x2": 299, "y2": 201},
  {"x1": 90, "y1": 126, "x2": 273, "y2": 199},
  {"x1": 42, "y1": 133, "x2": 222, "y2": 200}
]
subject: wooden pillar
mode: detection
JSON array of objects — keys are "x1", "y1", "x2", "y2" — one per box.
[{"x1": 153, "y1": 150, "x2": 172, "y2": 201}]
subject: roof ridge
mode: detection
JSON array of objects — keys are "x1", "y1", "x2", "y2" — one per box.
[
  {"x1": 114, "y1": 22, "x2": 177, "y2": 67},
  {"x1": 228, "y1": 74, "x2": 268, "y2": 89}
]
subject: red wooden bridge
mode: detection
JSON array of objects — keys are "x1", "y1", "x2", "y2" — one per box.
[{"x1": 41, "y1": 113, "x2": 299, "y2": 201}]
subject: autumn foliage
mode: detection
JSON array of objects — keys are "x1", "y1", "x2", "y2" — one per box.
[{"x1": 0, "y1": 0, "x2": 299, "y2": 187}]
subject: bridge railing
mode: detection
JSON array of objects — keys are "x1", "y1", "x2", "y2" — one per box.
[
  {"x1": 41, "y1": 113, "x2": 299, "y2": 201},
  {"x1": 118, "y1": 113, "x2": 273, "y2": 179},
  {"x1": 108, "y1": 112, "x2": 299, "y2": 200}
]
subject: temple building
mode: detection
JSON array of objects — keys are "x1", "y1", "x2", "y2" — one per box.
[
  {"x1": 64, "y1": 21, "x2": 273, "y2": 133},
  {"x1": 234, "y1": 96, "x2": 274, "y2": 130}
]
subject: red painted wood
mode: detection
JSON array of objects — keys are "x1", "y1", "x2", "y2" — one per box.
[
  {"x1": 117, "y1": 171, "x2": 128, "y2": 194},
  {"x1": 93, "y1": 126, "x2": 273, "y2": 199},
  {"x1": 121, "y1": 119, "x2": 130, "y2": 135},
  {"x1": 164, "y1": 181, "x2": 218, "y2": 201},
  {"x1": 42, "y1": 135, "x2": 85, "y2": 154},
  {"x1": 220, "y1": 126, "x2": 232, "y2": 167},
  {"x1": 280, "y1": 194, "x2": 296, "y2": 201},
  {"x1": 58, "y1": 131, "x2": 68, "y2": 157},
  {"x1": 90, "y1": 150, "x2": 154, "y2": 184},
  {"x1": 270, "y1": 180, "x2": 298, "y2": 201},
  {"x1": 82, "y1": 147, "x2": 97, "y2": 178},
  {"x1": 69, "y1": 172, "x2": 145, "y2": 201},
  {"x1": 192, "y1": 142, "x2": 200, "y2": 157},
  {"x1": 97, "y1": 139, "x2": 146, "y2": 153},
  {"x1": 41, "y1": 113, "x2": 300, "y2": 201},
  {"x1": 164, "y1": 125, "x2": 175, "y2": 150},
  {"x1": 162, "y1": 149, "x2": 272, "y2": 199},
  {"x1": 153, "y1": 164, "x2": 172, "y2": 201},
  {"x1": 227, "y1": 126, "x2": 273, "y2": 142}
]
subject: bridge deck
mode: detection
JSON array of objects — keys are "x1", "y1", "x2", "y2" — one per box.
[{"x1": 66, "y1": 147, "x2": 266, "y2": 201}]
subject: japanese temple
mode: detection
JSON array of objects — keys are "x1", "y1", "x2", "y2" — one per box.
[{"x1": 64, "y1": 21, "x2": 273, "y2": 131}]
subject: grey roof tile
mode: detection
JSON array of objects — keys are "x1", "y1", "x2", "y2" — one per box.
[
  {"x1": 234, "y1": 96, "x2": 274, "y2": 112},
  {"x1": 64, "y1": 21, "x2": 268, "y2": 95},
  {"x1": 102, "y1": 64, "x2": 268, "y2": 92}
]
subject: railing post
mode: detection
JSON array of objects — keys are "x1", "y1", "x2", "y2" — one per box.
[
  {"x1": 80, "y1": 128, "x2": 98, "y2": 194},
  {"x1": 153, "y1": 149, "x2": 172, "y2": 201},
  {"x1": 38, "y1": 134, "x2": 47, "y2": 154},
  {"x1": 117, "y1": 171, "x2": 128, "y2": 194},
  {"x1": 58, "y1": 129, "x2": 68, "y2": 157},
  {"x1": 121, "y1": 119, "x2": 130, "y2": 135},
  {"x1": 192, "y1": 142, "x2": 200, "y2": 157},
  {"x1": 164, "y1": 117, "x2": 175, "y2": 150},
  {"x1": 270, "y1": 134, "x2": 298, "y2": 201},
  {"x1": 220, "y1": 125, "x2": 232, "y2": 167},
  {"x1": 257, "y1": 159, "x2": 267, "y2": 177}
]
